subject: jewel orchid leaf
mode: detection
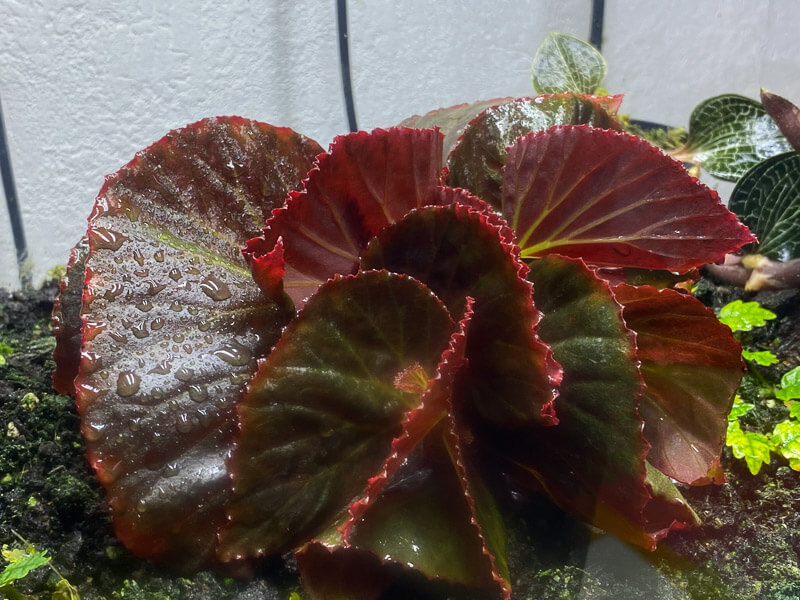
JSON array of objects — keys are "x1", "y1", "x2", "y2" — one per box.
[
  {"x1": 729, "y1": 151, "x2": 800, "y2": 261},
  {"x1": 674, "y1": 94, "x2": 792, "y2": 181},
  {"x1": 531, "y1": 32, "x2": 607, "y2": 95},
  {"x1": 69, "y1": 117, "x2": 321, "y2": 570},
  {"x1": 760, "y1": 90, "x2": 800, "y2": 154},
  {"x1": 612, "y1": 284, "x2": 743, "y2": 485},
  {"x1": 503, "y1": 125, "x2": 756, "y2": 270},
  {"x1": 219, "y1": 271, "x2": 455, "y2": 561},
  {"x1": 447, "y1": 94, "x2": 622, "y2": 209},
  {"x1": 246, "y1": 127, "x2": 444, "y2": 307}
]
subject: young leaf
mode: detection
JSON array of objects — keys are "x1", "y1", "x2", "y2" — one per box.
[
  {"x1": 531, "y1": 32, "x2": 607, "y2": 95},
  {"x1": 0, "y1": 546, "x2": 50, "y2": 587},
  {"x1": 741, "y1": 349, "x2": 778, "y2": 366},
  {"x1": 447, "y1": 94, "x2": 621, "y2": 208},
  {"x1": 674, "y1": 94, "x2": 792, "y2": 181},
  {"x1": 717, "y1": 299, "x2": 777, "y2": 332},
  {"x1": 777, "y1": 366, "x2": 800, "y2": 401},
  {"x1": 728, "y1": 151, "x2": 800, "y2": 261},
  {"x1": 771, "y1": 420, "x2": 800, "y2": 470},
  {"x1": 360, "y1": 197, "x2": 560, "y2": 428},
  {"x1": 219, "y1": 272, "x2": 455, "y2": 561},
  {"x1": 503, "y1": 126, "x2": 756, "y2": 270},
  {"x1": 728, "y1": 395, "x2": 755, "y2": 420},
  {"x1": 612, "y1": 284, "x2": 743, "y2": 485},
  {"x1": 760, "y1": 89, "x2": 800, "y2": 154},
  {"x1": 72, "y1": 116, "x2": 321, "y2": 570},
  {"x1": 399, "y1": 97, "x2": 515, "y2": 159},
  {"x1": 726, "y1": 419, "x2": 773, "y2": 475},
  {"x1": 250, "y1": 127, "x2": 444, "y2": 307}
]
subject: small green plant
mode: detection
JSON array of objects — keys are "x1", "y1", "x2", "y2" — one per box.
[
  {"x1": 718, "y1": 299, "x2": 800, "y2": 474},
  {"x1": 0, "y1": 533, "x2": 79, "y2": 600}
]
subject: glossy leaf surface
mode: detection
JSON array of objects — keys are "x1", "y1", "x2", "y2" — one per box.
[
  {"x1": 675, "y1": 94, "x2": 792, "y2": 181},
  {"x1": 250, "y1": 127, "x2": 444, "y2": 306},
  {"x1": 73, "y1": 117, "x2": 321, "y2": 569},
  {"x1": 531, "y1": 32, "x2": 607, "y2": 95},
  {"x1": 447, "y1": 94, "x2": 621, "y2": 208},
  {"x1": 503, "y1": 126, "x2": 756, "y2": 270},
  {"x1": 399, "y1": 97, "x2": 514, "y2": 160},
  {"x1": 761, "y1": 90, "x2": 800, "y2": 154},
  {"x1": 729, "y1": 151, "x2": 800, "y2": 261},
  {"x1": 219, "y1": 272, "x2": 455, "y2": 561},
  {"x1": 612, "y1": 284, "x2": 743, "y2": 485},
  {"x1": 360, "y1": 199, "x2": 559, "y2": 428},
  {"x1": 51, "y1": 236, "x2": 88, "y2": 395}
]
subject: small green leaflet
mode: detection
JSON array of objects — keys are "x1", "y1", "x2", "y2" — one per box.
[
  {"x1": 0, "y1": 545, "x2": 51, "y2": 587},
  {"x1": 771, "y1": 420, "x2": 800, "y2": 470},
  {"x1": 741, "y1": 349, "x2": 778, "y2": 366},
  {"x1": 726, "y1": 419, "x2": 773, "y2": 475},
  {"x1": 717, "y1": 299, "x2": 776, "y2": 332},
  {"x1": 728, "y1": 395, "x2": 754, "y2": 420},
  {"x1": 674, "y1": 94, "x2": 792, "y2": 181},
  {"x1": 777, "y1": 366, "x2": 800, "y2": 401},
  {"x1": 531, "y1": 32, "x2": 607, "y2": 95}
]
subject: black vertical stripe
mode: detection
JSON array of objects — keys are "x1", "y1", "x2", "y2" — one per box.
[
  {"x1": 590, "y1": 0, "x2": 605, "y2": 51},
  {"x1": 337, "y1": 0, "x2": 358, "y2": 132},
  {"x1": 0, "y1": 95, "x2": 30, "y2": 290}
]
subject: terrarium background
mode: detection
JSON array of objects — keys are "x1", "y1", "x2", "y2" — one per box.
[{"x1": 2, "y1": 0, "x2": 800, "y2": 290}]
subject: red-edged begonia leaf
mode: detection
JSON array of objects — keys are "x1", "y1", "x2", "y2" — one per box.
[
  {"x1": 447, "y1": 94, "x2": 623, "y2": 208},
  {"x1": 486, "y1": 255, "x2": 695, "y2": 548},
  {"x1": 247, "y1": 127, "x2": 444, "y2": 307},
  {"x1": 360, "y1": 194, "x2": 560, "y2": 428},
  {"x1": 219, "y1": 271, "x2": 455, "y2": 561},
  {"x1": 612, "y1": 284, "x2": 744, "y2": 485},
  {"x1": 52, "y1": 236, "x2": 88, "y2": 395},
  {"x1": 399, "y1": 97, "x2": 515, "y2": 161},
  {"x1": 503, "y1": 125, "x2": 756, "y2": 270},
  {"x1": 72, "y1": 117, "x2": 321, "y2": 570}
]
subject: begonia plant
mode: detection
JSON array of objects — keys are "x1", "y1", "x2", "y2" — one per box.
[{"x1": 51, "y1": 102, "x2": 754, "y2": 597}]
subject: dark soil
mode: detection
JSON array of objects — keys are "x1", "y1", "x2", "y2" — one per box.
[{"x1": 2, "y1": 279, "x2": 800, "y2": 599}]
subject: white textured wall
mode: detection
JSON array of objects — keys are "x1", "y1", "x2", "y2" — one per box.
[{"x1": 1, "y1": 0, "x2": 799, "y2": 289}]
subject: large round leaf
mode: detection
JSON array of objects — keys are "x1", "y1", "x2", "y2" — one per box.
[
  {"x1": 219, "y1": 271, "x2": 455, "y2": 561},
  {"x1": 729, "y1": 151, "x2": 800, "y2": 261},
  {"x1": 73, "y1": 117, "x2": 321, "y2": 569},
  {"x1": 446, "y1": 94, "x2": 622, "y2": 209},
  {"x1": 531, "y1": 32, "x2": 607, "y2": 95},
  {"x1": 503, "y1": 125, "x2": 756, "y2": 270}
]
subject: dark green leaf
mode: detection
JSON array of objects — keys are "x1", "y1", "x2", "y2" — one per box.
[
  {"x1": 531, "y1": 32, "x2": 607, "y2": 95},
  {"x1": 219, "y1": 271, "x2": 455, "y2": 560},
  {"x1": 761, "y1": 89, "x2": 800, "y2": 154},
  {"x1": 73, "y1": 117, "x2": 320, "y2": 569},
  {"x1": 729, "y1": 152, "x2": 800, "y2": 261},
  {"x1": 675, "y1": 94, "x2": 792, "y2": 181}
]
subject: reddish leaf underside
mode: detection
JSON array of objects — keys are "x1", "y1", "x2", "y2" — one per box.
[
  {"x1": 360, "y1": 195, "x2": 560, "y2": 428},
  {"x1": 248, "y1": 127, "x2": 445, "y2": 307},
  {"x1": 52, "y1": 236, "x2": 88, "y2": 395},
  {"x1": 502, "y1": 125, "x2": 756, "y2": 270},
  {"x1": 446, "y1": 94, "x2": 623, "y2": 209},
  {"x1": 71, "y1": 116, "x2": 321, "y2": 570},
  {"x1": 219, "y1": 272, "x2": 455, "y2": 562},
  {"x1": 612, "y1": 284, "x2": 743, "y2": 485}
]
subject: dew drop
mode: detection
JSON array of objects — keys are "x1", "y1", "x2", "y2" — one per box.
[
  {"x1": 151, "y1": 387, "x2": 164, "y2": 401},
  {"x1": 103, "y1": 283, "x2": 125, "y2": 300},
  {"x1": 116, "y1": 371, "x2": 141, "y2": 397},
  {"x1": 134, "y1": 268, "x2": 150, "y2": 278},
  {"x1": 163, "y1": 463, "x2": 180, "y2": 478},
  {"x1": 170, "y1": 302, "x2": 183, "y2": 312},
  {"x1": 81, "y1": 351, "x2": 102, "y2": 373},
  {"x1": 131, "y1": 322, "x2": 149, "y2": 339},
  {"x1": 172, "y1": 333, "x2": 185, "y2": 343},
  {"x1": 187, "y1": 306, "x2": 200, "y2": 316},
  {"x1": 203, "y1": 335, "x2": 213, "y2": 344},
  {"x1": 200, "y1": 275, "x2": 232, "y2": 301},
  {"x1": 182, "y1": 344, "x2": 193, "y2": 354},
  {"x1": 229, "y1": 373, "x2": 248, "y2": 385},
  {"x1": 109, "y1": 331, "x2": 128, "y2": 344},
  {"x1": 136, "y1": 299, "x2": 154, "y2": 312},
  {"x1": 90, "y1": 227, "x2": 128, "y2": 251},
  {"x1": 147, "y1": 281, "x2": 167, "y2": 295},
  {"x1": 185, "y1": 266, "x2": 201, "y2": 275},
  {"x1": 150, "y1": 317, "x2": 166, "y2": 331},
  {"x1": 198, "y1": 320, "x2": 211, "y2": 332},
  {"x1": 149, "y1": 359, "x2": 172, "y2": 375},
  {"x1": 168, "y1": 268, "x2": 182, "y2": 281},
  {"x1": 188, "y1": 384, "x2": 209, "y2": 403},
  {"x1": 153, "y1": 249, "x2": 165, "y2": 262},
  {"x1": 136, "y1": 500, "x2": 148, "y2": 514},
  {"x1": 84, "y1": 421, "x2": 105, "y2": 442},
  {"x1": 213, "y1": 342, "x2": 251, "y2": 366},
  {"x1": 175, "y1": 412, "x2": 195, "y2": 434},
  {"x1": 175, "y1": 366, "x2": 195, "y2": 382},
  {"x1": 83, "y1": 319, "x2": 107, "y2": 341},
  {"x1": 132, "y1": 248, "x2": 145, "y2": 266}
]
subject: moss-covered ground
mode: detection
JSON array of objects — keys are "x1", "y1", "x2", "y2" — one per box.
[{"x1": 1, "y1": 280, "x2": 799, "y2": 599}]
